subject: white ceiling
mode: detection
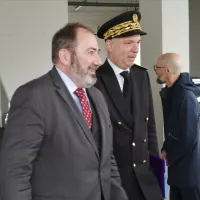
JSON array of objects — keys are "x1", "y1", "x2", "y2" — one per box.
[
  {"x1": 69, "y1": 0, "x2": 138, "y2": 3},
  {"x1": 68, "y1": 0, "x2": 139, "y2": 13}
]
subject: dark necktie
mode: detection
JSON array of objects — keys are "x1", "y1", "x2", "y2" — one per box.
[
  {"x1": 74, "y1": 88, "x2": 92, "y2": 128},
  {"x1": 120, "y1": 71, "x2": 132, "y2": 113},
  {"x1": 120, "y1": 71, "x2": 130, "y2": 98}
]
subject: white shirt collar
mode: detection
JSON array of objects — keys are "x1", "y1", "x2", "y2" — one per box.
[{"x1": 107, "y1": 58, "x2": 130, "y2": 76}]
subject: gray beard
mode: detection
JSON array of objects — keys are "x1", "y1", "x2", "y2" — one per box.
[
  {"x1": 70, "y1": 55, "x2": 97, "y2": 88},
  {"x1": 156, "y1": 77, "x2": 165, "y2": 84}
]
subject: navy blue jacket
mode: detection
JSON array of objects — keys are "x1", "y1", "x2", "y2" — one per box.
[{"x1": 160, "y1": 73, "x2": 200, "y2": 188}]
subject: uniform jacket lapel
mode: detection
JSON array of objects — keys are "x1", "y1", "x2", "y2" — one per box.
[
  {"x1": 97, "y1": 60, "x2": 133, "y2": 127},
  {"x1": 130, "y1": 66, "x2": 140, "y2": 131},
  {"x1": 130, "y1": 65, "x2": 149, "y2": 138},
  {"x1": 50, "y1": 67, "x2": 100, "y2": 161}
]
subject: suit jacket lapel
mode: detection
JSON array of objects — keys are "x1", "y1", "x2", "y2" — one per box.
[
  {"x1": 86, "y1": 87, "x2": 107, "y2": 164},
  {"x1": 50, "y1": 67, "x2": 100, "y2": 160},
  {"x1": 98, "y1": 60, "x2": 133, "y2": 127}
]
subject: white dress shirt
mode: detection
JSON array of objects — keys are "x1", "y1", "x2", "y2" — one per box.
[{"x1": 107, "y1": 58, "x2": 130, "y2": 91}]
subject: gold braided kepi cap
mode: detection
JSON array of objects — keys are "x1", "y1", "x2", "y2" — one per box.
[{"x1": 97, "y1": 10, "x2": 147, "y2": 40}]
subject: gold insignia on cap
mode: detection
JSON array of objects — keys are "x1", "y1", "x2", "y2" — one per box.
[
  {"x1": 103, "y1": 15, "x2": 142, "y2": 40},
  {"x1": 132, "y1": 14, "x2": 138, "y2": 22}
]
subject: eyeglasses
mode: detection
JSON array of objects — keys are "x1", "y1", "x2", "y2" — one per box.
[{"x1": 153, "y1": 65, "x2": 166, "y2": 71}]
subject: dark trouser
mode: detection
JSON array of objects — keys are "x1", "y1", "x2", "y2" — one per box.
[
  {"x1": 170, "y1": 186, "x2": 200, "y2": 200},
  {"x1": 123, "y1": 171, "x2": 146, "y2": 200}
]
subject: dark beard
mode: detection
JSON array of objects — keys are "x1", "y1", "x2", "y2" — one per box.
[{"x1": 156, "y1": 77, "x2": 165, "y2": 84}]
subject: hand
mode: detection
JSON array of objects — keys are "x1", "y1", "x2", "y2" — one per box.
[
  {"x1": 160, "y1": 150, "x2": 170, "y2": 167},
  {"x1": 160, "y1": 150, "x2": 167, "y2": 160}
]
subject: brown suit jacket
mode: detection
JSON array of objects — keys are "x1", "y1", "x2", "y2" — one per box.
[{"x1": 0, "y1": 67, "x2": 128, "y2": 200}]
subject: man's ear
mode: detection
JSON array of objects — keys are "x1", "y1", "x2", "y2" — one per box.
[
  {"x1": 166, "y1": 67, "x2": 170, "y2": 73},
  {"x1": 105, "y1": 39, "x2": 113, "y2": 53},
  {"x1": 58, "y1": 49, "x2": 71, "y2": 66},
  {"x1": 164, "y1": 67, "x2": 171, "y2": 76}
]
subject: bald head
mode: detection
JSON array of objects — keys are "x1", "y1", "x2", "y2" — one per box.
[
  {"x1": 158, "y1": 53, "x2": 182, "y2": 75},
  {"x1": 155, "y1": 53, "x2": 183, "y2": 86}
]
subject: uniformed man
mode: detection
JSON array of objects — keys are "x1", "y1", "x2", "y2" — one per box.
[{"x1": 95, "y1": 10, "x2": 163, "y2": 200}]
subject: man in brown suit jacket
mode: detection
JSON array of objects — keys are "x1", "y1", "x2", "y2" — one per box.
[{"x1": 0, "y1": 23, "x2": 128, "y2": 200}]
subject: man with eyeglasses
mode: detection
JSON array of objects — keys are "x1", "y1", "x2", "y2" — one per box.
[
  {"x1": 153, "y1": 65, "x2": 168, "y2": 84},
  {"x1": 155, "y1": 52, "x2": 200, "y2": 200}
]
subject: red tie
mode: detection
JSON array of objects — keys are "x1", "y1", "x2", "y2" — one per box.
[{"x1": 74, "y1": 88, "x2": 92, "y2": 128}]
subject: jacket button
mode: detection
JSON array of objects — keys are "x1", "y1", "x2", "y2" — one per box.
[
  {"x1": 133, "y1": 163, "x2": 136, "y2": 167},
  {"x1": 132, "y1": 142, "x2": 136, "y2": 146},
  {"x1": 144, "y1": 139, "x2": 147, "y2": 143},
  {"x1": 145, "y1": 117, "x2": 148, "y2": 121},
  {"x1": 143, "y1": 160, "x2": 146, "y2": 163}
]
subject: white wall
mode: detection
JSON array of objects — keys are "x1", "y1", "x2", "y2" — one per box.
[
  {"x1": 162, "y1": 0, "x2": 189, "y2": 72},
  {"x1": 0, "y1": 0, "x2": 68, "y2": 100}
]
